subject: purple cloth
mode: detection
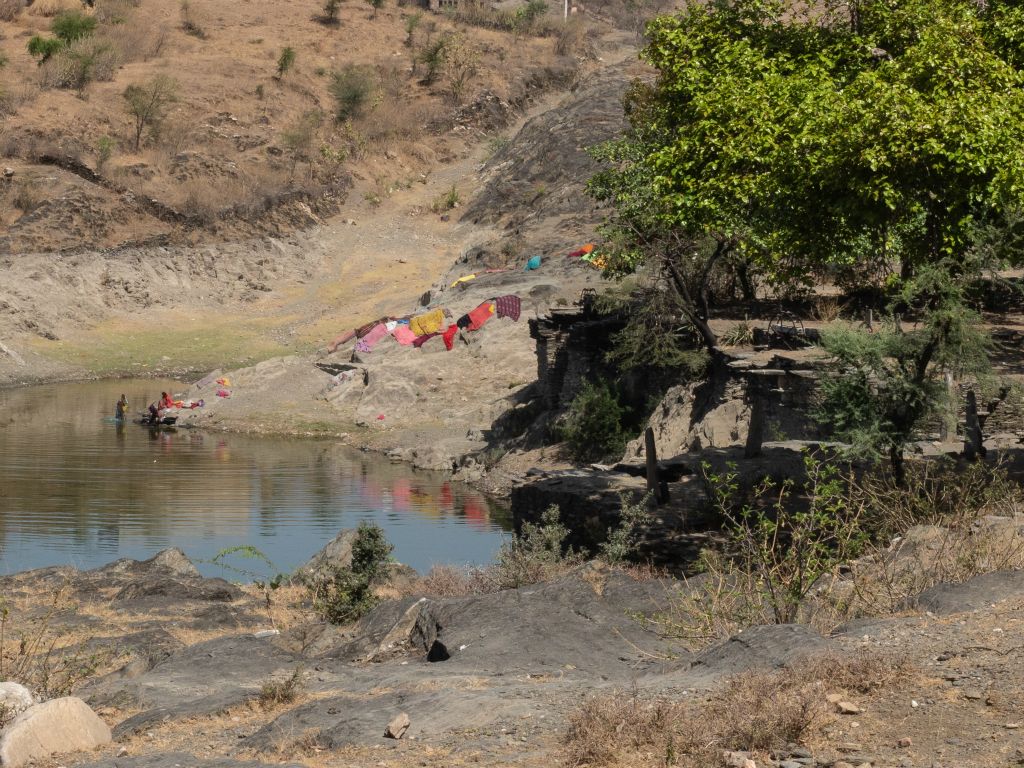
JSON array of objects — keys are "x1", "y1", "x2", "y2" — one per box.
[{"x1": 494, "y1": 295, "x2": 521, "y2": 322}]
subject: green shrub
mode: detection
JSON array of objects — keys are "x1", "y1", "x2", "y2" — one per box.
[
  {"x1": 95, "y1": 135, "x2": 115, "y2": 169},
  {"x1": 598, "y1": 493, "x2": 652, "y2": 565},
  {"x1": 306, "y1": 522, "x2": 393, "y2": 624},
  {"x1": 329, "y1": 65, "x2": 373, "y2": 122},
  {"x1": 366, "y1": 0, "x2": 384, "y2": 18},
  {"x1": 404, "y1": 11, "x2": 422, "y2": 46},
  {"x1": 494, "y1": 505, "x2": 583, "y2": 589},
  {"x1": 557, "y1": 381, "x2": 629, "y2": 463},
  {"x1": 27, "y1": 35, "x2": 65, "y2": 64},
  {"x1": 276, "y1": 46, "x2": 296, "y2": 78},
  {"x1": 51, "y1": 10, "x2": 96, "y2": 43}
]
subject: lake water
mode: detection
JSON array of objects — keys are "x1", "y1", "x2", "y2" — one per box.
[{"x1": 0, "y1": 379, "x2": 511, "y2": 578}]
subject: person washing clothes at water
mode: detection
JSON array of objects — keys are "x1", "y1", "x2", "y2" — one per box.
[
  {"x1": 146, "y1": 392, "x2": 176, "y2": 424},
  {"x1": 114, "y1": 394, "x2": 128, "y2": 421}
]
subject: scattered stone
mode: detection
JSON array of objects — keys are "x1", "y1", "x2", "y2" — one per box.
[
  {"x1": 899, "y1": 737, "x2": 913, "y2": 747},
  {"x1": 2, "y1": 167, "x2": 13, "y2": 179},
  {"x1": 836, "y1": 700, "x2": 862, "y2": 715},
  {"x1": 253, "y1": 630, "x2": 280, "y2": 639},
  {"x1": 0, "y1": 697, "x2": 111, "y2": 768},
  {"x1": 963, "y1": 689, "x2": 984, "y2": 701},
  {"x1": 722, "y1": 751, "x2": 756, "y2": 768},
  {"x1": 384, "y1": 712, "x2": 410, "y2": 739}
]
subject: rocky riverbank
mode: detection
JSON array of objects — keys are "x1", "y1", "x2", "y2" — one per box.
[{"x1": 4, "y1": 529, "x2": 1024, "y2": 768}]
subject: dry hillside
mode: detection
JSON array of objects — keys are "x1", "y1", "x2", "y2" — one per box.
[{"x1": 0, "y1": 0, "x2": 593, "y2": 253}]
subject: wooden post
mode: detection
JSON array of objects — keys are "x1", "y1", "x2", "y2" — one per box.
[
  {"x1": 644, "y1": 427, "x2": 666, "y2": 505},
  {"x1": 964, "y1": 389, "x2": 984, "y2": 461}
]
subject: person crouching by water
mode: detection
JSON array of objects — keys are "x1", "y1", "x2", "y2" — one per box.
[
  {"x1": 115, "y1": 394, "x2": 128, "y2": 421},
  {"x1": 147, "y1": 392, "x2": 176, "y2": 424},
  {"x1": 160, "y1": 391, "x2": 175, "y2": 411}
]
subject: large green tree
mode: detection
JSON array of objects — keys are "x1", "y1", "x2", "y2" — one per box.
[{"x1": 591, "y1": 0, "x2": 1024, "y2": 476}]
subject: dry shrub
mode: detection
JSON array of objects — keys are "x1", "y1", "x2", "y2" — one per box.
[
  {"x1": 0, "y1": 0, "x2": 25, "y2": 21},
  {"x1": 790, "y1": 651, "x2": 911, "y2": 696},
  {"x1": 98, "y1": 18, "x2": 168, "y2": 63},
  {"x1": 565, "y1": 693, "x2": 690, "y2": 768},
  {"x1": 11, "y1": 179, "x2": 43, "y2": 212},
  {"x1": 816, "y1": 461, "x2": 1024, "y2": 620},
  {"x1": 257, "y1": 666, "x2": 303, "y2": 709},
  {"x1": 27, "y1": 0, "x2": 78, "y2": 16},
  {"x1": 414, "y1": 564, "x2": 499, "y2": 597},
  {"x1": 40, "y1": 39, "x2": 120, "y2": 90},
  {"x1": 811, "y1": 295, "x2": 845, "y2": 322},
  {"x1": 554, "y1": 17, "x2": 592, "y2": 57},
  {"x1": 274, "y1": 728, "x2": 327, "y2": 757},
  {"x1": 0, "y1": 591, "x2": 125, "y2": 699},
  {"x1": 565, "y1": 659, "x2": 841, "y2": 767}
]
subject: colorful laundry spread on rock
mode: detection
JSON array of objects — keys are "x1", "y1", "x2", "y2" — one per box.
[{"x1": 409, "y1": 308, "x2": 446, "y2": 336}]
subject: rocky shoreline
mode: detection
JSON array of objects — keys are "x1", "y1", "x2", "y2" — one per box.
[{"x1": 4, "y1": 525, "x2": 1024, "y2": 768}]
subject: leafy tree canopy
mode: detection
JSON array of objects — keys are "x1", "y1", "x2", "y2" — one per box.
[{"x1": 593, "y1": 0, "x2": 1024, "y2": 299}]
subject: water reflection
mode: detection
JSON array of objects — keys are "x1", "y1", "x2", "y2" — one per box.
[{"x1": 0, "y1": 379, "x2": 510, "y2": 577}]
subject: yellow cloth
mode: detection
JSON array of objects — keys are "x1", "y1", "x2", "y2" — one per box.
[
  {"x1": 450, "y1": 274, "x2": 477, "y2": 287},
  {"x1": 409, "y1": 308, "x2": 445, "y2": 336}
]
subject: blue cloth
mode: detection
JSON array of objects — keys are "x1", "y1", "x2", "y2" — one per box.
[{"x1": 524, "y1": 255, "x2": 542, "y2": 271}]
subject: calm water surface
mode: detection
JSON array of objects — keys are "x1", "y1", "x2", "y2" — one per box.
[{"x1": 0, "y1": 379, "x2": 511, "y2": 577}]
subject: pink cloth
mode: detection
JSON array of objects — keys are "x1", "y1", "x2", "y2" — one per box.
[
  {"x1": 359, "y1": 323, "x2": 389, "y2": 351},
  {"x1": 392, "y1": 325, "x2": 417, "y2": 346}
]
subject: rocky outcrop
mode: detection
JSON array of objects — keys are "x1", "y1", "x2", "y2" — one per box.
[{"x1": 0, "y1": 697, "x2": 110, "y2": 768}]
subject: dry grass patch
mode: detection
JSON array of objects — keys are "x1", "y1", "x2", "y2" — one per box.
[
  {"x1": 257, "y1": 666, "x2": 305, "y2": 710},
  {"x1": 563, "y1": 652, "x2": 911, "y2": 767}
]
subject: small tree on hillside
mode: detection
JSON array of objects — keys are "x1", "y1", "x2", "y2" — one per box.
[
  {"x1": 365, "y1": 0, "x2": 384, "y2": 18},
  {"x1": 320, "y1": 0, "x2": 340, "y2": 25},
  {"x1": 276, "y1": 46, "x2": 296, "y2": 79},
  {"x1": 329, "y1": 65, "x2": 373, "y2": 122},
  {"x1": 442, "y1": 35, "x2": 479, "y2": 104},
  {"x1": 281, "y1": 109, "x2": 323, "y2": 180},
  {"x1": 123, "y1": 75, "x2": 178, "y2": 151}
]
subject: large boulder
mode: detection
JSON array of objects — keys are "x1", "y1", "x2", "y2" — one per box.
[
  {"x1": 0, "y1": 684, "x2": 33, "y2": 724},
  {"x1": 0, "y1": 697, "x2": 110, "y2": 768},
  {"x1": 295, "y1": 529, "x2": 358, "y2": 580}
]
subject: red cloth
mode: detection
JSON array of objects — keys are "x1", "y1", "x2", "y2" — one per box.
[
  {"x1": 412, "y1": 332, "x2": 440, "y2": 348},
  {"x1": 160, "y1": 394, "x2": 175, "y2": 409},
  {"x1": 442, "y1": 324, "x2": 459, "y2": 350},
  {"x1": 466, "y1": 301, "x2": 495, "y2": 331},
  {"x1": 567, "y1": 243, "x2": 595, "y2": 258}
]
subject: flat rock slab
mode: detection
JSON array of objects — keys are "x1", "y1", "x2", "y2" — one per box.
[
  {"x1": 246, "y1": 686, "x2": 546, "y2": 751},
  {"x1": 915, "y1": 570, "x2": 1024, "y2": 615},
  {"x1": 686, "y1": 624, "x2": 829, "y2": 683},
  {"x1": 0, "y1": 696, "x2": 110, "y2": 768},
  {"x1": 79, "y1": 753, "x2": 306, "y2": 768},
  {"x1": 81, "y1": 635, "x2": 301, "y2": 738},
  {"x1": 317, "y1": 569, "x2": 681, "y2": 678}
]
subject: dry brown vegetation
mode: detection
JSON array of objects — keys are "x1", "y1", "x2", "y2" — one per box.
[
  {"x1": 645, "y1": 461, "x2": 1024, "y2": 650},
  {"x1": 0, "y1": 0, "x2": 597, "y2": 251},
  {"x1": 563, "y1": 652, "x2": 912, "y2": 767}
]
